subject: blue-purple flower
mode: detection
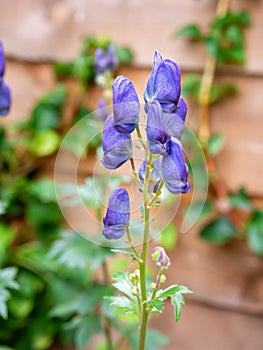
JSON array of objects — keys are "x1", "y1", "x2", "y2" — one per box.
[
  {"x1": 0, "y1": 41, "x2": 11, "y2": 116},
  {"x1": 102, "y1": 188, "x2": 130, "y2": 239},
  {"x1": 101, "y1": 115, "x2": 132, "y2": 169},
  {"x1": 0, "y1": 82, "x2": 11, "y2": 116},
  {"x1": 94, "y1": 44, "x2": 119, "y2": 75},
  {"x1": 162, "y1": 139, "x2": 191, "y2": 194},
  {"x1": 113, "y1": 76, "x2": 140, "y2": 134},
  {"x1": 139, "y1": 158, "x2": 162, "y2": 193},
  {"x1": 146, "y1": 100, "x2": 169, "y2": 155},
  {"x1": 144, "y1": 51, "x2": 181, "y2": 113},
  {"x1": 163, "y1": 98, "x2": 187, "y2": 139}
]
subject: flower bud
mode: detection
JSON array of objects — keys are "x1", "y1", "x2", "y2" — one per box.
[
  {"x1": 144, "y1": 51, "x2": 181, "y2": 113},
  {"x1": 94, "y1": 44, "x2": 119, "y2": 76},
  {"x1": 152, "y1": 246, "x2": 171, "y2": 270},
  {"x1": 159, "y1": 274, "x2": 166, "y2": 284},
  {"x1": 102, "y1": 188, "x2": 130, "y2": 240},
  {"x1": 150, "y1": 283, "x2": 157, "y2": 290}
]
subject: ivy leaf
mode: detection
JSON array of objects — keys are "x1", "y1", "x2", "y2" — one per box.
[
  {"x1": 207, "y1": 133, "x2": 225, "y2": 155},
  {"x1": 210, "y1": 83, "x2": 238, "y2": 104},
  {"x1": 247, "y1": 211, "x2": 263, "y2": 256},
  {"x1": 182, "y1": 74, "x2": 200, "y2": 101},
  {"x1": 200, "y1": 216, "x2": 237, "y2": 244},
  {"x1": 174, "y1": 24, "x2": 204, "y2": 41},
  {"x1": 228, "y1": 188, "x2": 253, "y2": 210}
]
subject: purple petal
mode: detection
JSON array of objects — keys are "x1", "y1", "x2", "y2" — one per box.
[
  {"x1": 101, "y1": 115, "x2": 132, "y2": 169},
  {"x1": 0, "y1": 41, "x2": 5, "y2": 81},
  {"x1": 113, "y1": 75, "x2": 140, "y2": 134},
  {"x1": 0, "y1": 82, "x2": 11, "y2": 116},
  {"x1": 162, "y1": 139, "x2": 191, "y2": 194},
  {"x1": 139, "y1": 158, "x2": 162, "y2": 193},
  {"x1": 146, "y1": 100, "x2": 168, "y2": 155},
  {"x1": 102, "y1": 188, "x2": 130, "y2": 239}
]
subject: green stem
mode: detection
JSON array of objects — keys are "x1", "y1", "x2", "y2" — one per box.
[
  {"x1": 139, "y1": 150, "x2": 152, "y2": 350},
  {"x1": 136, "y1": 125, "x2": 147, "y2": 150}
]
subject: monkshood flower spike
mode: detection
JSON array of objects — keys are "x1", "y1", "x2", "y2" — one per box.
[
  {"x1": 162, "y1": 139, "x2": 191, "y2": 194},
  {"x1": 113, "y1": 75, "x2": 140, "y2": 134},
  {"x1": 101, "y1": 115, "x2": 132, "y2": 169},
  {"x1": 144, "y1": 50, "x2": 181, "y2": 113},
  {"x1": 102, "y1": 188, "x2": 130, "y2": 239},
  {"x1": 100, "y1": 50, "x2": 191, "y2": 350}
]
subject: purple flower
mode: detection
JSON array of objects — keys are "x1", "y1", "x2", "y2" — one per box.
[
  {"x1": 0, "y1": 82, "x2": 11, "y2": 116},
  {"x1": 162, "y1": 139, "x2": 191, "y2": 194},
  {"x1": 146, "y1": 100, "x2": 169, "y2": 155},
  {"x1": 113, "y1": 76, "x2": 140, "y2": 134},
  {"x1": 152, "y1": 246, "x2": 171, "y2": 270},
  {"x1": 101, "y1": 115, "x2": 132, "y2": 169},
  {"x1": 94, "y1": 44, "x2": 119, "y2": 75},
  {"x1": 139, "y1": 158, "x2": 162, "y2": 193},
  {"x1": 0, "y1": 41, "x2": 5, "y2": 83},
  {"x1": 144, "y1": 51, "x2": 181, "y2": 113},
  {"x1": 163, "y1": 98, "x2": 187, "y2": 139},
  {"x1": 102, "y1": 188, "x2": 130, "y2": 239}
]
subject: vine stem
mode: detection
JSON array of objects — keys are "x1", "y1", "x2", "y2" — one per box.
[{"x1": 138, "y1": 148, "x2": 152, "y2": 350}]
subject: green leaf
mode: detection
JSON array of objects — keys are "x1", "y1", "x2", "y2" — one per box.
[
  {"x1": 247, "y1": 211, "x2": 263, "y2": 255},
  {"x1": 0, "y1": 224, "x2": 15, "y2": 267},
  {"x1": 112, "y1": 272, "x2": 134, "y2": 298},
  {"x1": 53, "y1": 61, "x2": 74, "y2": 79},
  {"x1": 207, "y1": 133, "x2": 224, "y2": 155},
  {"x1": 157, "y1": 224, "x2": 178, "y2": 249},
  {"x1": 171, "y1": 293, "x2": 185, "y2": 322},
  {"x1": 48, "y1": 231, "x2": 112, "y2": 270},
  {"x1": 210, "y1": 83, "x2": 238, "y2": 104},
  {"x1": 200, "y1": 216, "x2": 237, "y2": 244},
  {"x1": 0, "y1": 267, "x2": 19, "y2": 319},
  {"x1": 115, "y1": 46, "x2": 133, "y2": 64},
  {"x1": 74, "y1": 314, "x2": 101, "y2": 350},
  {"x1": 107, "y1": 295, "x2": 137, "y2": 315},
  {"x1": 28, "y1": 179, "x2": 57, "y2": 203},
  {"x1": 228, "y1": 188, "x2": 253, "y2": 210},
  {"x1": 28, "y1": 130, "x2": 61, "y2": 156},
  {"x1": 157, "y1": 285, "x2": 192, "y2": 300},
  {"x1": 181, "y1": 74, "x2": 200, "y2": 100},
  {"x1": 146, "y1": 299, "x2": 164, "y2": 313},
  {"x1": 174, "y1": 24, "x2": 204, "y2": 41}
]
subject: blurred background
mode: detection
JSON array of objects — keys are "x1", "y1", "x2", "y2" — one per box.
[{"x1": 0, "y1": 0, "x2": 263, "y2": 349}]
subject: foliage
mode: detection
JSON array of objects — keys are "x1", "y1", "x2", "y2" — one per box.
[{"x1": 175, "y1": 8, "x2": 263, "y2": 255}]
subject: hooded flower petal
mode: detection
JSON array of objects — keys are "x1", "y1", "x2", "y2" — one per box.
[
  {"x1": 101, "y1": 115, "x2": 132, "y2": 169},
  {"x1": 146, "y1": 100, "x2": 169, "y2": 155},
  {"x1": 144, "y1": 51, "x2": 181, "y2": 113},
  {"x1": 113, "y1": 75, "x2": 140, "y2": 134},
  {"x1": 152, "y1": 246, "x2": 171, "y2": 270},
  {"x1": 162, "y1": 139, "x2": 191, "y2": 194},
  {"x1": 0, "y1": 42, "x2": 5, "y2": 83},
  {"x1": 102, "y1": 188, "x2": 130, "y2": 239},
  {"x1": 163, "y1": 98, "x2": 187, "y2": 140},
  {"x1": 0, "y1": 82, "x2": 11, "y2": 116},
  {"x1": 138, "y1": 158, "x2": 162, "y2": 193},
  {"x1": 107, "y1": 44, "x2": 119, "y2": 72},
  {"x1": 96, "y1": 98, "x2": 108, "y2": 122}
]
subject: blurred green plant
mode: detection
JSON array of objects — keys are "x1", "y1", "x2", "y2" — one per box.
[{"x1": 175, "y1": 2, "x2": 263, "y2": 255}]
